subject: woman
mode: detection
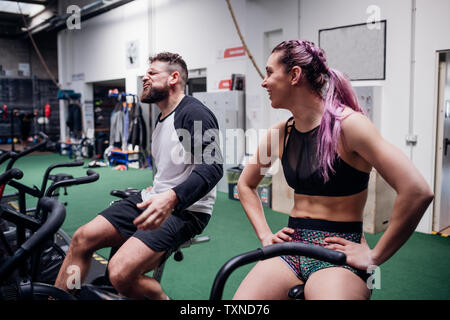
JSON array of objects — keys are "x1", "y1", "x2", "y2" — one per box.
[{"x1": 233, "y1": 40, "x2": 433, "y2": 300}]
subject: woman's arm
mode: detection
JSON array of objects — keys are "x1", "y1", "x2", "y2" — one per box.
[
  {"x1": 332, "y1": 113, "x2": 434, "y2": 268},
  {"x1": 238, "y1": 122, "x2": 294, "y2": 246},
  {"x1": 238, "y1": 160, "x2": 273, "y2": 244}
]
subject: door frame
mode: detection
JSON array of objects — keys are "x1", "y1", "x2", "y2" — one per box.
[{"x1": 433, "y1": 50, "x2": 450, "y2": 232}]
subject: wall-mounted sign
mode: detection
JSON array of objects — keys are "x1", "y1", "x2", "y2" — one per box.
[
  {"x1": 218, "y1": 79, "x2": 232, "y2": 90},
  {"x1": 217, "y1": 45, "x2": 246, "y2": 61},
  {"x1": 18, "y1": 63, "x2": 30, "y2": 77},
  {"x1": 126, "y1": 40, "x2": 140, "y2": 69},
  {"x1": 71, "y1": 73, "x2": 85, "y2": 81}
]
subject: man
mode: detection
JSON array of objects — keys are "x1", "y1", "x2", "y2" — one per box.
[{"x1": 55, "y1": 52, "x2": 223, "y2": 300}]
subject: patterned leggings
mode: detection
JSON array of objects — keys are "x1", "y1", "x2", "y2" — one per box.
[{"x1": 280, "y1": 217, "x2": 371, "y2": 283}]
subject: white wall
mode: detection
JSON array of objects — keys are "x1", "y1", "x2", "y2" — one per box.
[
  {"x1": 151, "y1": 0, "x2": 248, "y2": 94},
  {"x1": 153, "y1": 0, "x2": 244, "y2": 69},
  {"x1": 244, "y1": 0, "x2": 299, "y2": 134},
  {"x1": 300, "y1": 0, "x2": 412, "y2": 153},
  {"x1": 58, "y1": 0, "x2": 149, "y2": 85},
  {"x1": 58, "y1": 0, "x2": 300, "y2": 144}
]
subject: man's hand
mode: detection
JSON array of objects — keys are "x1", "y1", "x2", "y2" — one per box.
[{"x1": 134, "y1": 189, "x2": 178, "y2": 230}]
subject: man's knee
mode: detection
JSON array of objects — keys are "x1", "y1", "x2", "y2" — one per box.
[
  {"x1": 108, "y1": 258, "x2": 135, "y2": 293},
  {"x1": 71, "y1": 224, "x2": 98, "y2": 254}
]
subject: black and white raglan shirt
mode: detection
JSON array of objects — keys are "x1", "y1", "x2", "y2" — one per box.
[{"x1": 141, "y1": 95, "x2": 223, "y2": 215}]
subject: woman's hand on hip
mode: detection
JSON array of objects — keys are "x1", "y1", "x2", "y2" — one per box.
[
  {"x1": 261, "y1": 227, "x2": 295, "y2": 246},
  {"x1": 324, "y1": 234, "x2": 376, "y2": 271}
]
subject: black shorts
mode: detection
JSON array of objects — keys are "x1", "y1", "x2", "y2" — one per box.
[{"x1": 99, "y1": 193, "x2": 210, "y2": 253}]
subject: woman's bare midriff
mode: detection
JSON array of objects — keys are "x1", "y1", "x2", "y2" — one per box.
[{"x1": 289, "y1": 189, "x2": 368, "y2": 222}]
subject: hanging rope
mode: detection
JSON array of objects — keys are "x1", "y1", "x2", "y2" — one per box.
[{"x1": 225, "y1": 0, "x2": 265, "y2": 80}]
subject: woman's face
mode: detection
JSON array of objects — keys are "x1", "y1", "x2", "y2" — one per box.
[{"x1": 261, "y1": 51, "x2": 292, "y2": 109}]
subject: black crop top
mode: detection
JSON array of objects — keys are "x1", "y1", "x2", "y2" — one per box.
[{"x1": 281, "y1": 117, "x2": 369, "y2": 196}]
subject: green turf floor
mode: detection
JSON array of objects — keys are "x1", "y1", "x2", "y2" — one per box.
[{"x1": 2, "y1": 153, "x2": 449, "y2": 300}]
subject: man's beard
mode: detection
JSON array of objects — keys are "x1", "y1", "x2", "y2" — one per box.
[{"x1": 141, "y1": 86, "x2": 169, "y2": 104}]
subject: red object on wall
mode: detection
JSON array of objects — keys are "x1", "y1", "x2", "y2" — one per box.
[
  {"x1": 2, "y1": 105, "x2": 7, "y2": 119},
  {"x1": 44, "y1": 104, "x2": 51, "y2": 118},
  {"x1": 218, "y1": 79, "x2": 232, "y2": 90},
  {"x1": 224, "y1": 46, "x2": 246, "y2": 58}
]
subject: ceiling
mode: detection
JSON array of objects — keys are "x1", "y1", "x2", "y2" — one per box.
[
  {"x1": 0, "y1": 0, "x2": 136, "y2": 38},
  {"x1": 0, "y1": 0, "x2": 53, "y2": 38},
  {"x1": 0, "y1": 1, "x2": 47, "y2": 16}
]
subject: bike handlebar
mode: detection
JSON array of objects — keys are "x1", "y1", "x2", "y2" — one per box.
[
  {"x1": 209, "y1": 242, "x2": 346, "y2": 300},
  {"x1": 6, "y1": 132, "x2": 49, "y2": 170},
  {"x1": 40, "y1": 160, "x2": 84, "y2": 193},
  {"x1": 0, "y1": 152, "x2": 17, "y2": 166},
  {"x1": 0, "y1": 168, "x2": 23, "y2": 186},
  {"x1": 44, "y1": 169, "x2": 99, "y2": 197}
]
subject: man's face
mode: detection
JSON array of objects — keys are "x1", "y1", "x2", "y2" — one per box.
[{"x1": 141, "y1": 60, "x2": 171, "y2": 104}]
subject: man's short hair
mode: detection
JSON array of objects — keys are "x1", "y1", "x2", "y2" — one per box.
[{"x1": 149, "y1": 52, "x2": 188, "y2": 85}]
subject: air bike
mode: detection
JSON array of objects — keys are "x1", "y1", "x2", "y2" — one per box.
[{"x1": 0, "y1": 186, "x2": 345, "y2": 301}]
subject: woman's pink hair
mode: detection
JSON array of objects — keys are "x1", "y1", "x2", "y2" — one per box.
[{"x1": 272, "y1": 40, "x2": 364, "y2": 182}]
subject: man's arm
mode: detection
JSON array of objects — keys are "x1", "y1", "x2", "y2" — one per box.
[
  {"x1": 134, "y1": 104, "x2": 223, "y2": 231},
  {"x1": 171, "y1": 106, "x2": 223, "y2": 213}
]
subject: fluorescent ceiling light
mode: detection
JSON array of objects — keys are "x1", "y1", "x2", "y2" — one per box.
[{"x1": 0, "y1": 1, "x2": 45, "y2": 16}]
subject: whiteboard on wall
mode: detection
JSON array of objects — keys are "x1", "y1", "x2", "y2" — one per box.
[{"x1": 319, "y1": 20, "x2": 386, "y2": 81}]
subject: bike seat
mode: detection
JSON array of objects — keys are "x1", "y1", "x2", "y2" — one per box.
[
  {"x1": 49, "y1": 173, "x2": 74, "y2": 183},
  {"x1": 110, "y1": 188, "x2": 140, "y2": 199},
  {"x1": 288, "y1": 284, "x2": 305, "y2": 300},
  {"x1": 74, "y1": 284, "x2": 128, "y2": 300}
]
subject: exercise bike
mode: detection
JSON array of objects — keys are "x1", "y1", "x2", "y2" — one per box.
[
  {"x1": 0, "y1": 181, "x2": 210, "y2": 300},
  {"x1": 0, "y1": 189, "x2": 347, "y2": 301},
  {"x1": 0, "y1": 164, "x2": 75, "y2": 299},
  {"x1": 0, "y1": 170, "x2": 347, "y2": 301},
  {"x1": 0, "y1": 196, "x2": 76, "y2": 300},
  {"x1": 0, "y1": 130, "x2": 102, "y2": 285},
  {"x1": 0, "y1": 152, "x2": 100, "y2": 285},
  {"x1": 76, "y1": 187, "x2": 211, "y2": 300}
]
